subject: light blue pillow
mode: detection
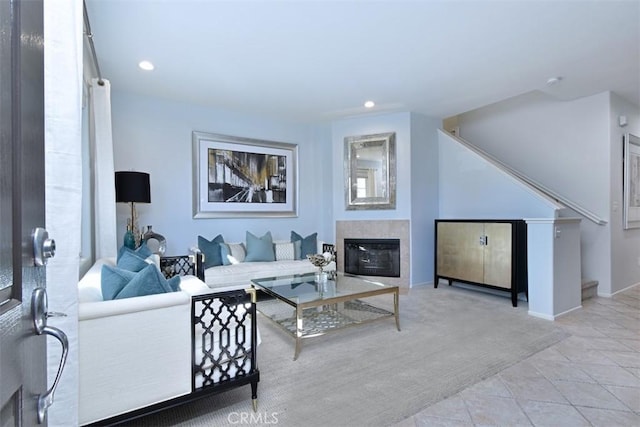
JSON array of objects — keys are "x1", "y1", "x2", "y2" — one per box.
[
  {"x1": 117, "y1": 243, "x2": 152, "y2": 262},
  {"x1": 244, "y1": 231, "x2": 275, "y2": 262},
  {"x1": 101, "y1": 265, "x2": 136, "y2": 300},
  {"x1": 219, "y1": 243, "x2": 232, "y2": 266},
  {"x1": 115, "y1": 264, "x2": 173, "y2": 300},
  {"x1": 198, "y1": 234, "x2": 225, "y2": 268},
  {"x1": 293, "y1": 240, "x2": 302, "y2": 260},
  {"x1": 167, "y1": 275, "x2": 181, "y2": 292},
  {"x1": 291, "y1": 231, "x2": 317, "y2": 259},
  {"x1": 116, "y1": 249, "x2": 150, "y2": 272}
]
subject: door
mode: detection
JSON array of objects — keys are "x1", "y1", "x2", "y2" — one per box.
[
  {"x1": 482, "y1": 222, "x2": 513, "y2": 288},
  {"x1": 436, "y1": 222, "x2": 484, "y2": 283},
  {"x1": 1, "y1": 0, "x2": 49, "y2": 425}
]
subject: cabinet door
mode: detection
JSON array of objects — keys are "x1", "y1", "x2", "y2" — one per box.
[
  {"x1": 437, "y1": 222, "x2": 484, "y2": 283},
  {"x1": 483, "y1": 222, "x2": 512, "y2": 288}
]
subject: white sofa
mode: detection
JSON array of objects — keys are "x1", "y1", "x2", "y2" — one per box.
[
  {"x1": 200, "y1": 240, "x2": 336, "y2": 292},
  {"x1": 77, "y1": 256, "x2": 259, "y2": 425}
]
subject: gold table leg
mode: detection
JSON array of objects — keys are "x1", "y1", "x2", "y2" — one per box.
[{"x1": 394, "y1": 290, "x2": 401, "y2": 331}]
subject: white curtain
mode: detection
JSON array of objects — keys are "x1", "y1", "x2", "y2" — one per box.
[
  {"x1": 89, "y1": 78, "x2": 117, "y2": 259},
  {"x1": 44, "y1": 0, "x2": 83, "y2": 425}
]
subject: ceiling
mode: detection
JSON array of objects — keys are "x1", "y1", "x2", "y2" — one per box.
[{"x1": 84, "y1": 0, "x2": 639, "y2": 123}]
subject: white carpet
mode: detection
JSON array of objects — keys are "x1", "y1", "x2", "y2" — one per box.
[{"x1": 125, "y1": 284, "x2": 569, "y2": 427}]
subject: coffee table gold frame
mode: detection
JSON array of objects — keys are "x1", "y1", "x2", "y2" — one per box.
[{"x1": 252, "y1": 273, "x2": 400, "y2": 360}]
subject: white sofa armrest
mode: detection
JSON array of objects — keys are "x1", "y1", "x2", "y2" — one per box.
[{"x1": 78, "y1": 291, "x2": 190, "y2": 321}]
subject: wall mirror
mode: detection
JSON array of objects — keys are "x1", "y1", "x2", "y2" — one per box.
[{"x1": 344, "y1": 132, "x2": 396, "y2": 210}]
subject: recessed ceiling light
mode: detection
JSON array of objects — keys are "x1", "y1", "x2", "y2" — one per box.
[
  {"x1": 138, "y1": 60, "x2": 154, "y2": 71},
  {"x1": 546, "y1": 76, "x2": 562, "y2": 86},
  {"x1": 364, "y1": 100, "x2": 375, "y2": 108}
]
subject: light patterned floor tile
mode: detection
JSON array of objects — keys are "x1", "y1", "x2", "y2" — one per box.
[
  {"x1": 577, "y1": 406, "x2": 640, "y2": 427},
  {"x1": 552, "y1": 381, "x2": 629, "y2": 411},
  {"x1": 527, "y1": 346, "x2": 571, "y2": 363},
  {"x1": 519, "y1": 400, "x2": 590, "y2": 426},
  {"x1": 415, "y1": 395, "x2": 473, "y2": 423},
  {"x1": 500, "y1": 375, "x2": 568, "y2": 404},
  {"x1": 413, "y1": 415, "x2": 473, "y2": 427},
  {"x1": 600, "y1": 350, "x2": 640, "y2": 369},
  {"x1": 530, "y1": 360, "x2": 595, "y2": 383},
  {"x1": 602, "y1": 385, "x2": 640, "y2": 412},
  {"x1": 581, "y1": 363, "x2": 640, "y2": 387},
  {"x1": 462, "y1": 394, "x2": 532, "y2": 426},
  {"x1": 458, "y1": 376, "x2": 512, "y2": 399},
  {"x1": 617, "y1": 338, "x2": 640, "y2": 352},
  {"x1": 395, "y1": 287, "x2": 640, "y2": 427}
]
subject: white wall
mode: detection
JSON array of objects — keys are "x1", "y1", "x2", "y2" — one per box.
[
  {"x1": 456, "y1": 90, "x2": 640, "y2": 295},
  {"x1": 458, "y1": 91, "x2": 611, "y2": 217},
  {"x1": 610, "y1": 93, "x2": 640, "y2": 294},
  {"x1": 110, "y1": 91, "x2": 334, "y2": 252},
  {"x1": 410, "y1": 113, "x2": 440, "y2": 285},
  {"x1": 438, "y1": 130, "x2": 561, "y2": 219}
]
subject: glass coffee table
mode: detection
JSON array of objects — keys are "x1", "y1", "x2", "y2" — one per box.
[{"x1": 252, "y1": 272, "x2": 400, "y2": 360}]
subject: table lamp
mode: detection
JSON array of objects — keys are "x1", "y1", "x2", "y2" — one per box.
[{"x1": 115, "y1": 171, "x2": 150, "y2": 248}]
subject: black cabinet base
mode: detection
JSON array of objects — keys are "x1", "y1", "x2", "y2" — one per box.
[{"x1": 435, "y1": 276, "x2": 527, "y2": 307}]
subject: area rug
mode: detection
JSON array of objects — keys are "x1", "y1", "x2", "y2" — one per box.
[{"x1": 125, "y1": 284, "x2": 569, "y2": 426}]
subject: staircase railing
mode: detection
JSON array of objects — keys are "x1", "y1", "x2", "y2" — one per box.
[{"x1": 446, "y1": 130, "x2": 607, "y2": 225}]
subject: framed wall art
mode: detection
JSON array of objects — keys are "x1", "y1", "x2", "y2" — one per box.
[
  {"x1": 192, "y1": 131, "x2": 298, "y2": 218},
  {"x1": 623, "y1": 133, "x2": 640, "y2": 229}
]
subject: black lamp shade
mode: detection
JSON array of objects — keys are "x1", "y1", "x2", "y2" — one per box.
[{"x1": 115, "y1": 171, "x2": 151, "y2": 203}]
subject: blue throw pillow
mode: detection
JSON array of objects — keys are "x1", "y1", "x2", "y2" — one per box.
[
  {"x1": 167, "y1": 275, "x2": 181, "y2": 292},
  {"x1": 116, "y1": 249, "x2": 150, "y2": 272},
  {"x1": 291, "y1": 231, "x2": 317, "y2": 259},
  {"x1": 219, "y1": 243, "x2": 231, "y2": 266},
  {"x1": 198, "y1": 234, "x2": 225, "y2": 268},
  {"x1": 293, "y1": 240, "x2": 302, "y2": 260},
  {"x1": 117, "y1": 243, "x2": 152, "y2": 262},
  {"x1": 115, "y1": 264, "x2": 173, "y2": 300},
  {"x1": 244, "y1": 231, "x2": 275, "y2": 262},
  {"x1": 101, "y1": 265, "x2": 136, "y2": 300}
]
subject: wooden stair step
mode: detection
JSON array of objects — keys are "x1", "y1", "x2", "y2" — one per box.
[{"x1": 581, "y1": 279, "x2": 598, "y2": 301}]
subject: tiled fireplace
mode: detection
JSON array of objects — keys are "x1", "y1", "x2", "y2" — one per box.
[{"x1": 336, "y1": 220, "x2": 410, "y2": 289}]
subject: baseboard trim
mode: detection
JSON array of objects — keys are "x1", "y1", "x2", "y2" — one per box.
[{"x1": 528, "y1": 305, "x2": 582, "y2": 321}]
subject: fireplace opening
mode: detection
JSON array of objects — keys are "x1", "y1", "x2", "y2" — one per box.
[{"x1": 344, "y1": 238, "x2": 400, "y2": 278}]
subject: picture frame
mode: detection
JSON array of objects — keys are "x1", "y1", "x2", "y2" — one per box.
[
  {"x1": 623, "y1": 133, "x2": 640, "y2": 229},
  {"x1": 192, "y1": 131, "x2": 298, "y2": 218}
]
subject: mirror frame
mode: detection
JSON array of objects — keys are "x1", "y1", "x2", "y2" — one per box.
[{"x1": 344, "y1": 132, "x2": 396, "y2": 210}]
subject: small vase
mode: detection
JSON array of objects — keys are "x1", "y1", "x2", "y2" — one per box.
[
  {"x1": 142, "y1": 225, "x2": 167, "y2": 255},
  {"x1": 123, "y1": 225, "x2": 136, "y2": 249},
  {"x1": 315, "y1": 269, "x2": 328, "y2": 284}
]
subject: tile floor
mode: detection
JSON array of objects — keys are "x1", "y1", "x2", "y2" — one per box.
[{"x1": 394, "y1": 285, "x2": 640, "y2": 427}]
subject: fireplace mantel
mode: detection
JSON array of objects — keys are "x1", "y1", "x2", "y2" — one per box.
[{"x1": 336, "y1": 220, "x2": 410, "y2": 289}]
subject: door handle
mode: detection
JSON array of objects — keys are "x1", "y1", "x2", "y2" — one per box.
[{"x1": 31, "y1": 288, "x2": 69, "y2": 424}]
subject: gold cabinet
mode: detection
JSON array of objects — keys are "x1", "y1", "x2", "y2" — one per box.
[{"x1": 435, "y1": 220, "x2": 527, "y2": 307}]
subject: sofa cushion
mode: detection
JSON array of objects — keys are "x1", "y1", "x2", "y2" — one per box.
[
  {"x1": 220, "y1": 242, "x2": 246, "y2": 265},
  {"x1": 117, "y1": 243, "x2": 152, "y2": 262},
  {"x1": 245, "y1": 231, "x2": 275, "y2": 262},
  {"x1": 101, "y1": 265, "x2": 136, "y2": 300},
  {"x1": 198, "y1": 234, "x2": 225, "y2": 268},
  {"x1": 167, "y1": 275, "x2": 181, "y2": 292},
  {"x1": 117, "y1": 249, "x2": 151, "y2": 272},
  {"x1": 291, "y1": 231, "x2": 317, "y2": 259},
  {"x1": 274, "y1": 242, "x2": 295, "y2": 261},
  {"x1": 115, "y1": 264, "x2": 175, "y2": 300}
]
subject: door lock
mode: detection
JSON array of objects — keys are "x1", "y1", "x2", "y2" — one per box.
[{"x1": 32, "y1": 227, "x2": 56, "y2": 266}]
